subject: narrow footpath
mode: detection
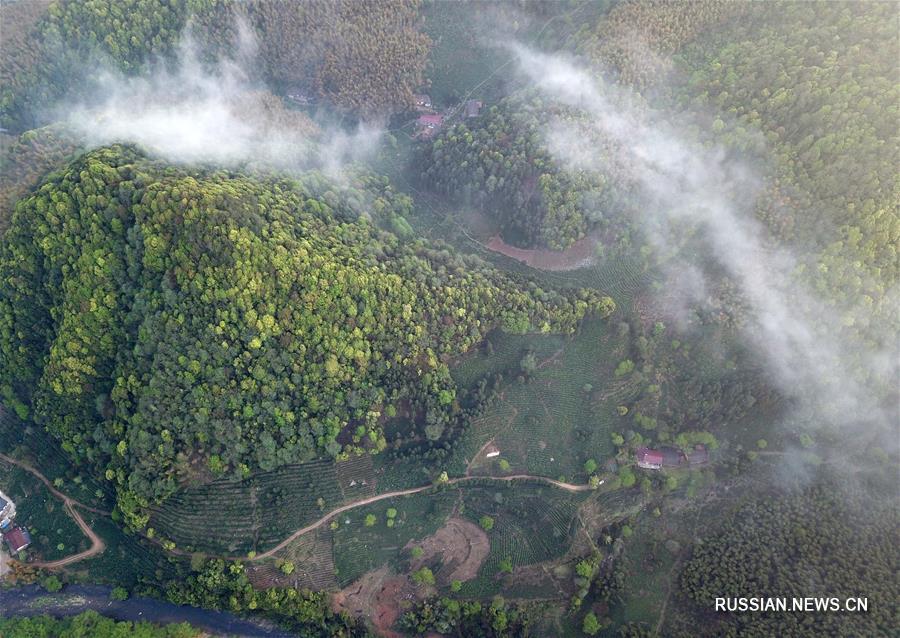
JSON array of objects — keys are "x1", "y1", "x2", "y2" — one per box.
[{"x1": 0, "y1": 453, "x2": 107, "y2": 568}]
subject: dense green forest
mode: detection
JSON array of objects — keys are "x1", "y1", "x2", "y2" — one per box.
[
  {"x1": 0, "y1": 145, "x2": 612, "y2": 526},
  {"x1": 399, "y1": 596, "x2": 532, "y2": 637},
  {"x1": 419, "y1": 94, "x2": 618, "y2": 250},
  {"x1": 246, "y1": 0, "x2": 430, "y2": 116},
  {"x1": 0, "y1": 1, "x2": 897, "y2": 637},
  {"x1": 0, "y1": 0, "x2": 431, "y2": 130},
  {"x1": 676, "y1": 486, "x2": 900, "y2": 637},
  {"x1": 163, "y1": 559, "x2": 367, "y2": 637},
  {"x1": 0, "y1": 611, "x2": 202, "y2": 638},
  {"x1": 671, "y1": 1, "x2": 899, "y2": 352}
]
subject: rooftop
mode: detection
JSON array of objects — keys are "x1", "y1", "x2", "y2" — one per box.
[
  {"x1": 636, "y1": 447, "x2": 663, "y2": 461},
  {"x1": 418, "y1": 114, "x2": 443, "y2": 126},
  {"x1": 3, "y1": 526, "x2": 31, "y2": 553}
]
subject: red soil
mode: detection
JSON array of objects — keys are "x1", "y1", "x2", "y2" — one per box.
[{"x1": 485, "y1": 233, "x2": 597, "y2": 271}]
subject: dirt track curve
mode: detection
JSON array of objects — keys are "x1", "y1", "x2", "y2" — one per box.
[
  {"x1": 0, "y1": 453, "x2": 107, "y2": 568},
  {"x1": 2, "y1": 451, "x2": 595, "y2": 567},
  {"x1": 252, "y1": 473, "x2": 592, "y2": 561}
]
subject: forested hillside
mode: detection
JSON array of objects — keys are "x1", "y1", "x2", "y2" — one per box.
[
  {"x1": 0, "y1": 0, "x2": 51, "y2": 111},
  {"x1": 661, "y1": 0, "x2": 900, "y2": 419},
  {"x1": 0, "y1": 125, "x2": 81, "y2": 234},
  {"x1": 677, "y1": 486, "x2": 900, "y2": 637},
  {"x1": 419, "y1": 94, "x2": 618, "y2": 249},
  {"x1": 1, "y1": 0, "x2": 203, "y2": 131},
  {"x1": 579, "y1": 0, "x2": 746, "y2": 88},
  {"x1": 0, "y1": 145, "x2": 612, "y2": 525},
  {"x1": 0, "y1": 0, "x2": 431, "y2": 130},
  {"x1": 674, "y1": 1, "x2": 899, "y2": 329},
  {"x1": 247, "y1": 0, "x2": 431, "y2": 116}
]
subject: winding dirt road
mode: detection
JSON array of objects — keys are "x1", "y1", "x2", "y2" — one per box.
[
  {"x1": 1, "y1": 453, "x2": 593, "y2": 567},
  {"x1": 31, "y1": 500, "x2": 105, "y2": 568},
  {"x1": 252, "y1": 473, "x2": 591, "y2": 561},
  {"x1": 0, "y1": 452, "x2": 107, "y2": 568}
]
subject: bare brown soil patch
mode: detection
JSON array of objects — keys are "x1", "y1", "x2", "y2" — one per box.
[
  {"x1": 333, "y1": 566, "x2": 414, "y2": 638},
  {"x1": 407, "y1": 517, "x2": 490, "y2": 583},
  {"x1": 485, "y1": 233, "x2": 597, "y2": 271}
]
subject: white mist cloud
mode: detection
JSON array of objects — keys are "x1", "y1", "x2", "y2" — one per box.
[
  {"x1": 62, "y1": 18, "x2": 383, "y2": 179},
  {"x1": 507, "y1": 44, "x2": 898, "y2": 439}
]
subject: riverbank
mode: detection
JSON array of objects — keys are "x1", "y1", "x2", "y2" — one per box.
[{"x1": 0, "y1": 584, "x2": 293, "y2": 638}]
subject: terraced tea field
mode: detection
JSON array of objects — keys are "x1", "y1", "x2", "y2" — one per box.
[
  {"x1": 250, "y1": 526, "x2": 338, "y2": 592},
  {"x1": 78, "y1": 515, "x2": 180, "y2": 587},
  {"x1": 149, "y1": 459, "x2": 344, "y2": 554}
]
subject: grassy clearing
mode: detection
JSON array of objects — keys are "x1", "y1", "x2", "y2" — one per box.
[
  {"x1": 450, "y1": 312, "x2": 636, "y2": 483},
  {"x1": 455, "y1": 483, "x2": 590, "y2": 598},
  {"x1": 444, "y1": 400, "x2": 519, "y2": 477},
  {"x1": 331, "y1": 489, "x2": 457, "y2": 587},
  {"x1": 615, "y1": 519, "x2": 678, "y2": 628}
]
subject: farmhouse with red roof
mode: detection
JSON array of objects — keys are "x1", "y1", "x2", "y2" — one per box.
[
  {"x1": 636, "y1": 447, "x2": 664, "y2": 470},
  {"x1": 415, "y1": 113, "x2": 444, "y2": 139},
  {"x1": 3, "y1": 526, "x2": 31, "y2": 553},
  {"x1": 636, "y1": 445, "x2": 710, "y2": 470}
]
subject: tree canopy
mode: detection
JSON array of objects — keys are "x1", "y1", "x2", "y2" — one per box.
[
  {"x1": 678, "y1": 486, "x2": 899, "y2": 637},
  {"x1": 0, "y1": 145, "x2": 612, "y2": 526},
  {"x1": 419, "y1": 93, "x2": 619, "y2": 250},
  {"x1": 0, "y1": 611, "x2": 201, "y2": 638}
]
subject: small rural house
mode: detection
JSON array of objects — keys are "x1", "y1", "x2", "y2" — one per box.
[
  {"x1": 0, "y1": 488, "x2": 31, "y2": 553},
  {"x1": 413, "y1": 94, "x2": 433, "y2": 110},
  {"x1": 416, "y1": 114, "x2": 444, "y2": 139},
  {"x1": 661, "y1": 447, "x2": 684, "y2": 467},
  {"x1": 3, "y1": 526, "x2": 32, "y2": 553},
  {"x1": 636, "y1": 448, "x2": 663, "y2": 470},
  {"x1": 636, "y1": 445, "x2": 709, "y2": 470},
  {"x1": 464, "y1": 99, "x2": 483, "y2": 118}
]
